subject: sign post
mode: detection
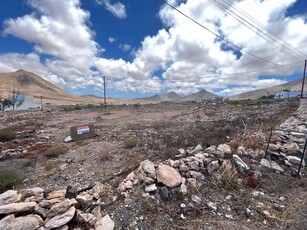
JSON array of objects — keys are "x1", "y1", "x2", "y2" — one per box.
[{"x1": 70, "y1": 124, "x2": 96, "y2": 141}]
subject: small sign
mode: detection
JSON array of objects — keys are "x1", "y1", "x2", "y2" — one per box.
[
  {"x1": 70, "y1": 124, "x2": 96, "y2": 141},
  {"x1": 77, "y1": 125, "x2": 90, "y2": 135}
]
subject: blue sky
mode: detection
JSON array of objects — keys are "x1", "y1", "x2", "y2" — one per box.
[{"x1": 0, "y1": 0, "x2": 307, "y2": 98}]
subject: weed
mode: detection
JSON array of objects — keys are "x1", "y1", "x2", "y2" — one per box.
[
  {"x1": 100, "y1": 151, "x2": 113, "y2": 161},
  {"x1": 46, "y1": 145, "x2": 68, "y2": 158},
  {"x1": 0, "y1": 168, "x2": 25, "y2": 192},
  {"x1": 124, "y1": 137, "x2": 139, "y2": 149},
  {"x1": 0, "y1": 128, "x2": 16, "y2": 142}
]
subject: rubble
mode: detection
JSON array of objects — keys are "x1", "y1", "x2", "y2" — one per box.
[{"x1": 0, "y1": 183, "x2": 115, "y2": 230}]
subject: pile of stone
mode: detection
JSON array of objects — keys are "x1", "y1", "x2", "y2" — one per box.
[
  {"x1": 0, "y1": 182, "x2": 115, "y2": 230},
  {"x1": 265, "y1": 99, "x2": 307, "y2": 173},
  {"x1": 118, "y1": 143, "x2": 266, "y2": 196}
]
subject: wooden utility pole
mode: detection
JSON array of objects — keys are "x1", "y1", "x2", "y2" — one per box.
[
  {"x1": 103, "y1": 76, "x2": 107, "y2": 109},
  {"x1": 301, "y1": 59, "x2": 307, "y2": 98},
  {"x1": 40, "y1": 96, "x2": 43, "y2": 111}
]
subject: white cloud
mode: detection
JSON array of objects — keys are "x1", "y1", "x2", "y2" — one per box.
[
  {"x1": 108, "y1": 37, "x2": 116, "y2": 43},
  {"x1": 3, "y1": 0, "x2": 99, "y2": 73},
  {"x1": 1, "y1": 0, "x2": 307, "y2": 97},
  {"x1": 96, "y1": 0, "x2": 127, "y2": 19},
  {"x1": 119, "y1": 43, "x2": 131, "y2": 52}
]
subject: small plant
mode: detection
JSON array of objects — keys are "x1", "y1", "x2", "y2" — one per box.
[
  {"x1": 133, "y1": 103, "x2": 141, "y2": 108},
  {"x1": 100, "y1": 151, "x2": 113, "y2": 161},
  {"x1": 0, "y1": 128, "x2": 16, "y2": 142},
  {"x1": 124, "y1": 137, "x2": 139, "y2": 149},
  {"x1": 46, "y1": 145, "x2": 68, "y2": 158},
  {"x1": 0, "y1": 168, "x2": 25, "y2": 192}
]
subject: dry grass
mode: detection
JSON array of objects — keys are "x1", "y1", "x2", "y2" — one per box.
[
  {"x1": 99, "y1": 150, "x2": 113, "y2": 162},
  {"x1": 124, "y1": 137, "x2": 139, "y2": 149},
  {"x1": 0, "y1": 168, "x2": 25, "y2": 192},
  {"x1": 46, "y1": 144, "x2": 68, "y2": 158}
]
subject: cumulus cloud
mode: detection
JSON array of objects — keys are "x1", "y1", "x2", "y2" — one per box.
[
  {"x1": 129, "y1": 0, "x2": 307, "y2": 95},
  {"x1": 1, "y1": 0, "x2": 307, "y2": 97},
  {"x1": 3, "y1": 0, "x2": 99, "y2": 73},
  {"x1": 96, "y1": 0, "x2": 127, "y2": 19}
]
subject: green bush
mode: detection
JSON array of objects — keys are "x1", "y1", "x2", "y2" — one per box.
[
  {"x1": 0, "y1": 168, "x2": 25, "y2": 192},
  {"x1": 124, "y1": 137, "x2": 139, "y2": 149},
  {"x1": 46, "y1": 145, "x2": 68, "y2": 158},
  {"x1": 133, "y1": 103, "x2": 141, "y2": 108},
  {"x1": 0, "y1": 128, "x2": 16, "y2": 142}
]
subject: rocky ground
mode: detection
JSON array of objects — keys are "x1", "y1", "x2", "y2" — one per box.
[{"x1": 0, "y1": 98, "x2": 306, "y2": 229}]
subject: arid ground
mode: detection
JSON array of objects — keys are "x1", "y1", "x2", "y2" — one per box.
[{"x1": 1, "y1": 98, "x2": 307, "y2": 229}]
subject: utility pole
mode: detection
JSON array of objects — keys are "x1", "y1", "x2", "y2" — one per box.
[
  {"x1": 40, "y1": 96, "x2": 43, "y2": 111},
  {"x1": 301, "y1": 59, "x2": 307, "y2": 98},
  {"x1": 103, "y1": 76, "x2": 107, "y2": 109}
]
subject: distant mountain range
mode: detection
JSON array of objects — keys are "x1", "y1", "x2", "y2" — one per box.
[
  {"x1": 0, "y1": 69, "x2": 305, "y2": 104},
  {"x1": 136, "y1": 89, "x2": 219, "y2": 102}
]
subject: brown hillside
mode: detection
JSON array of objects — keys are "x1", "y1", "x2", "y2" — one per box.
[
  {"x1": 230, "y1": 77, "x2": 307, "y2": 100},
  {"x1": 0, "y1": 69, "x2": 144, "y2": 105}
]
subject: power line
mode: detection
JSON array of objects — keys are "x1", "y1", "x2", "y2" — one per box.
[
  {"x1": 163, "y1": 0, "x2": 280, "y2": 66},
  {"x1": 208, "y1": 61, "x2": 304, "y2": 78},
  {"x1": 214, "y1": 0, "x2": 306, "y2": 60},
  {"x1": 209, "y1": 0, "x2": 305, "y2": 60}
]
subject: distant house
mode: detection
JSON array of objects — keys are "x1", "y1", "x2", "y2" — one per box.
[
  {"x1": 275, "y1": 90, "x2": 307, "y2": 99},
  {"x1": 5, "y1": 95, "x2": 41, "y2": 111}
]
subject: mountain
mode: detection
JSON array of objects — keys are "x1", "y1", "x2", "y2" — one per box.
[
  {"x1": 0, "y1": 70, "x2": 147, "y2": 105},
  {"x1": 0, "y1": 69, "x2": 97, "y2": 104},
  {"x1": 137, "y1": 89, "x2": 219, "y2": 102},
  {"x1": 138, "y1": 91, "x2": 184, "y2": 102},
  {"x1": 230, "y1": 78, "x2": 306, "y2": 100},
  {"x1": 181, "y1": 89, "x2": 219, "y2": 102}
]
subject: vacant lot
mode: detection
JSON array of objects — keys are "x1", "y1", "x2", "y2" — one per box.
[{"x1": 1, "y1": 98, "x2": 306, "y2": 229}]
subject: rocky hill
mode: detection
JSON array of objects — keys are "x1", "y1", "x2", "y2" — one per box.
[
  {"x1": 230, "y1": 77, "x2": 306, "y2": 100},
  {"x1": 181, "y1": 89, "x2": 219, "y2": 102},
  {"x1": 138, "y1": 91, "x2": 183, "y2": 102},
  {"x1": 137, "y1": 89, "x2": 218, "y2": 102},
  {"x1": 0, "y1": 70, "x2": 73, "y2": 99},
  {"x1": 0, "y1": 70, "x2": 136, "y2": 105}
]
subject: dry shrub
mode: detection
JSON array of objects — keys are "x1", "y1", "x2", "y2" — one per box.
[
  {"x1": 100, "y1": 150, "x2": 113, "y2": 161},
  {"x1": 46, "y1": 145, "x2": 68, "y2": 158},
  {"x1": 0, "y1": 168, "x2": 25, "y2": 192},
  {"x1": 124, "y1": 137, "x2": 139, "y2": 149},
  {"x1": 0, "y1": 128, "x2": 16, "y2": 142}
]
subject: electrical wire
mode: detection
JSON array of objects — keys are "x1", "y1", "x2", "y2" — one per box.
[
  {"x1": 163, "y1": 0, "x2": 280, "y2": 66},
  {"x1": 209, "y1": 60, "x2": 304, "y2": 78},
  {"x1": 214, "y1": 0, "x2": 306, "y2": 60}
]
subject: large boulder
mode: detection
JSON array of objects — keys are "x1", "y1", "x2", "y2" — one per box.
[
  {"x1": 232, "y1": 155, "x2": 251, "y2": 176},
  {"x1": 217, "y1": 144, "x2": 232, "y2": 158},
  {"x1": 0, "y1": 214, "x2": 43, "y2": 230},
  {"x1": 45, "y1": 206, "x2": 76, "y2": 230},
  {"x1": 95, "y1": 214, "x2": 115, "y2": 230},
  {"x1": 260, "y1": 159, "x2": 284, "y2": 172},
  {"x1": 156, "y1": 164, "x2": 182, "y2": 188},
  {"x1": 0, "y1": 190, "x2": 20, "y2": 205},
  {"x1": 0, "y1": 202, "x2": 36, "y2": 215}
]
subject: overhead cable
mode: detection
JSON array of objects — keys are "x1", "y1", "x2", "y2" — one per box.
[
  {"x1": 211, "y1": 61, "x2": 304, "y2": 78},
  {"x1": 212, "y1": 0, "x2": 306, "y2": 60},
  {"x1": 163, "y1": 0, "x2": 280, "y2": 66}
]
